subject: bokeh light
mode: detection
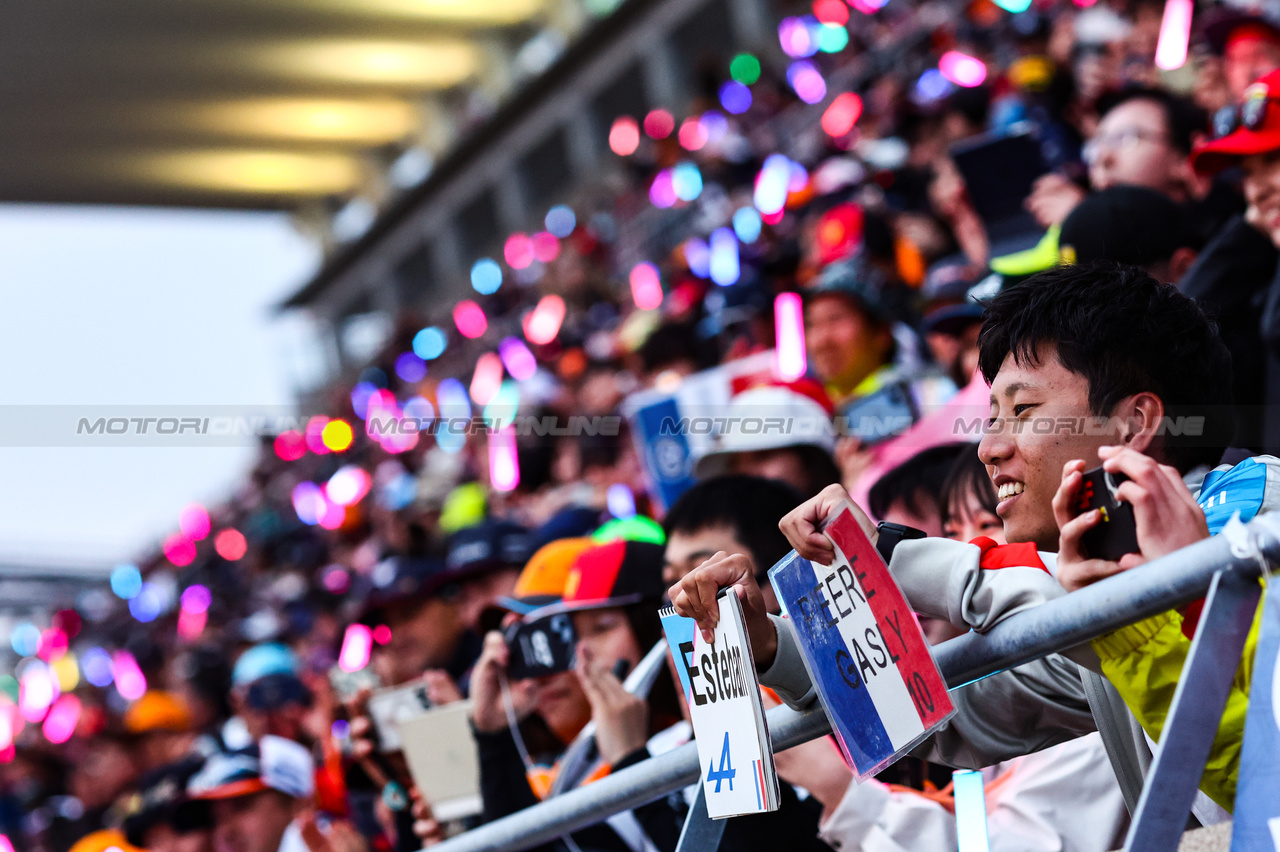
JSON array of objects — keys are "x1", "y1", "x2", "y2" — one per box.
[
  {"x1": 499, "y1": 337, "x2": 538, "y2": 381},
  {"x1": 292, "y1": 481, "x2": 327, "y2": 526},
  {"x1": 339, "y1": 624, "x2": 373, "y2": 673},
  {"x1": 813, "y1": 0, "x2": 849, "y2": 25},
  {"x1": 938, "y1": 51, "x2": 987, "y2": 88},
  {"x1": 817, "y1": 23, "x2": 849, "y2": 53},
  {"x1": 215, "y1": 528, "x2": 247, "y2": 560},
  {"x1": 684, "y1": 238, "x2": 710, "y2": 278},
  {"x1": 274, "y1": 430, "x2": 307, "y2": 461},
  {"x1": 327, "y1": 466, "x2": 372, "y2": 507},
  {"x1": 395, "y1": 351, "x2": 427, "y2": 383},
  {"x1": 19, "y1": 662, "x2": 57, "y2": 723},
  {"x1": 81, "y1": 648, "x2": 114, "y2": 688},
  {"x1": 51, "y1": 656, "x2": 78, "y2": 692},
  {"x1": 649, "y1": 169, "x2": 677, "y2": 208},
  {"x1": 403, "y1": 395, "x2": 435, "y2": 424},
  {"x1": 178, "y1": 505, "x2": 211, "y2": 541},
  {"x1": 719, "y1": 81, "x2": 753, "y2": 115},
  {"x1": 629, "y1": 263, "x2": 664, "y2": 311},
  {"x1": 733, "y1": 207, "x2": 763, "y2": 244},
  {"x1": 372, "y1": 625, "x2": 392, "y2": 646},
  {"x1": 305, "y1": 416, "x2": 332, "y2": 455},
  {"x1": 608, "y1": 116, "x2": 640, "y2": 156},
  {"x1": 454, "y1": 301, "x2": 488, "y2": 339},
  {"x1": 523, "y1": 295, "x2": 566, "y2": 345},
  {"x1": 709, "y1": 228, "x2": 740, "y2": 286},
  {"x1": 321, "y1": 419, "x2": 355, "y2": 452},
  {"x1": 779, "y1": 17, "x2": 817, "y2": 57},
  {"x1": 1155, "y1": 0, "x2": 1192, "y2": 70},
  {"x1": 470, "y1": 353, "x2": 505, "y2": 406},
  {"x1": 677, "y1": 117, "x2": 708, "y2": 151},
  {"x1": 754, "y1": 154, "x2": 793, "y2": 215},
  {"x1": 643, "y1": 109, "x2": 675, "y2": 139},
  {"x1": 10, "y1": 624, "x2": 40, "y2": 658},
  {"x1": 730, "y1": 53, "x2": 761, "y2": 85},
  {"x1": 42, "y1": 695, "x2": 80, "y2": 745},
  {"x1": 545, "y1": 205, "x2": 576, "y2": 237},
  {"x1": 606, "y1": 484, "x2": 636, "y2": 519},
  {"x1": 413, "y1": 326, "x2": 448, "y2": 360},
  {"x1": 111, "y1": 564, "x2": 143, "y2": 600},
  {"x1": 775, "y1": 292, "x2": 808, "y2": 381},
  {"x1": 36, "y1": 629, "x2": 67, "y2": 662},
  {"x1": 164, "y1": 534, "x2": 197, "y2": 567},
  {"x1": 787, "y1": 59, "x2": 827, "y2": 104},
  {"x1": 671, "y1": 162, "x2": 703, "y2": 202},
  {"x1": 112, "y1": 650, "x2": 147, "y2": 701},
  {"x1": 129, "y1": 583, "x2": 164, "y2": 622},
  {"x1": 489, "y1": 426, "x2": 520, "y2": 492},
  {"x1": 531, "y1": 232, "x2": 560, "y2": 263},
  {"x1": 504, "y1": 233, "x2": 534, "y2": 269},
  {"x1": 821, "y1": 92, "x2": 863, "y2": 137},
  {"x1": 471, "y1": 258, "x2": 503, "y2": 294}
]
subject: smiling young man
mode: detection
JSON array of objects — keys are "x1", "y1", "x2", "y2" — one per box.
[{"x1": 670, "y1": 261, "x2": 1274, "y2": 819}]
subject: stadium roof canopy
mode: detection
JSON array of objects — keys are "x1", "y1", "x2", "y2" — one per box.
[{"x1": 0, "y1": 0, "x2": 579, "y2": 209}]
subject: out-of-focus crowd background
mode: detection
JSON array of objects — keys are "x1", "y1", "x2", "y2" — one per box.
[{"x1": 4, "y1": 0, "x2": 1280, "y2": 849}]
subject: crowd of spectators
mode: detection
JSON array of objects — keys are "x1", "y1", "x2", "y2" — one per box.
[{"x1": 7, "y1": 0, "x2": 1280, "y2": 849}]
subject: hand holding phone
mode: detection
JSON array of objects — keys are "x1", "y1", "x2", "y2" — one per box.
[{"x1": 1072, "y1": 466, "x2": 1140, "y2": 562}]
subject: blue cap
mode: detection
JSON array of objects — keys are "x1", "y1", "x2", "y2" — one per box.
[{"x1": 231, "y1": 644, "x2": 299, "y2": 688}]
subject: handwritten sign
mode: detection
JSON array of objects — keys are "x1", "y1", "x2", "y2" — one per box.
[{"x1": 769, "y1": 506, "x2": 953, "y2": 778}]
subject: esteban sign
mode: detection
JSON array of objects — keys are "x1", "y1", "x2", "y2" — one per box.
[
  {"x1": 661, "y1": 589, "x2": 780, "y2": 818},
  {"x1": 769, "y1": 505, "x2": 954, "y2": 779}
]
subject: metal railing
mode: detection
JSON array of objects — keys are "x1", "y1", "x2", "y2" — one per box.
[{"x1": 430, "y1": 513, "x2": 1280, "y2": 852}]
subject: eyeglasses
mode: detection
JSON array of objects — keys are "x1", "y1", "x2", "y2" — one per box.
[
  {"x1": 1081, "y1": 128, "x2": 1167, "y2": 165},
  {"x1": 1212, "y1": 85, "x2": 1279, "y2": 138}
]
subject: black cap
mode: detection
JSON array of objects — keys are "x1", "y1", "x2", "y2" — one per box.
[
  {"x1": 1059, "y1": 187, "x2": 1193, "y2": 269},
  {"x1": 122, "y1": 758, "x2": 213, "y2": 847},
  {"x1": 245, "y1": 672, "x2": 313, "y2": 711},
  {"x1": 356, "y1": 556, "x2": 454, "y2": 624},
  {"x1": 445, "y1": 520, "x2": 534, "y2": 578},
  {"x1": 804, "y1": 252, "x2": 899, "y2": 325}
]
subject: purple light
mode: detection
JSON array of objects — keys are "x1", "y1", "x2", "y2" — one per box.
[
  {"x1": 718, "y1": 81, "x2": 753, "y2": 115},
  {"x1": 684, "y1": 238, "x2": 710, "y2": 278},
  {"x1": 42, "y1": 695, "x2": 80, "y2": 745},
  {"x1": 292, "y1": 481, "x2": 326, "y2": 526},
  {"x1": 787, "y1": 59, "x2": 827, "y2": 104},
  {"x1": 778, "y1": 17, "x2": 816, "y2": 57},
  {"x1": 394, "y1": 352, "x2": 427, "y2": 383},
  {"x1": 112, "y1": 651, "x2": 147, "y2": 701},
  {"x1": 649, "y1": 169, "x2": 678, "y2": 208},
  {"x1": 700, "y1": 112, "x2": 729, "y2": 143},
  {"x1": 81, "y1": 648, "x2": 114, "y2": 688},
  {"x1": 499, "y1": 337, "x2": 538, "y2": 381},
  {"x1": 180, "y1": 584, "x2": 212, "y2": 615}
]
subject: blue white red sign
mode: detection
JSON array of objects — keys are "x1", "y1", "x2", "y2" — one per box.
[{"x1": 769, "y1": 506, "x2": 954, "y2": 778}]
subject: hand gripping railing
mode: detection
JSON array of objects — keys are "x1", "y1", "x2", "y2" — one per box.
[{"x1": 429, "y1": 513, "x2": 1280, "y2": 852}]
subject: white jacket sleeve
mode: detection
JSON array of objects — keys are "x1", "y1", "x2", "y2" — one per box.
[{"x1": 817, "y1": 780, "x2": 956, "y2": 852}]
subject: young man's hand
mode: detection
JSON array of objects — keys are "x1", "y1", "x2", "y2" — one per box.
[
  {"x1": 1053, "y1": 447, "x2": 1209, "y2": 592},
  {"x1": 668, "y1": 551, "x2": 778, "y2": 669},
  {"x1": 575, "y1": 648, "x2": 648, "y2": 766},
  {"x1": 777, "y1": 483, "x2": 877, "y2": 564}
]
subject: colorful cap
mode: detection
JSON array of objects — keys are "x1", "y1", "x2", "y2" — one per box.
[
  {"x1": 559, "y1": 540, "x2": 667, "y2": 612},
  {"x1": 494, "y1": 537, "x2": 596, "y2": 615},
  {"x1": 1192, "y1": 71, "x2": 1280, "y2": 174},
  {"x1": 188, "y1": 736, "x2": 315, "y2": 801},
  {"x1": 123, "y1": 691, "x2": 193, "y2": 734}
]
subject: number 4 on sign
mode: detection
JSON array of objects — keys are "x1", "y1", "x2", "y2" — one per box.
[{"x1": 707, "y1": 732, "x2": 735, "y2": 792}]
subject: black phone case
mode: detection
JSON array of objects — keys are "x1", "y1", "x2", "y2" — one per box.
[
  {"x1": 505, "y1": 612, "x2": 577, "y2": 680},
  {"x1": 1073, "y1": 466, "x2": 1140, "y2": 562}
]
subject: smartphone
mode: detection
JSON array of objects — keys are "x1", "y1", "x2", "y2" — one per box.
[
  {"x1": 1072, "y1": 466, "x2": 1140, "y2": 562},
  {"x1": 328, "y1": 665, "x2": 380, "y2": 703},
  {"x1": 366, "y1": 677, "x2": 434, "y2": 752},
  {"x1": 841, "y1": 383, "x2": 918, "y2": 446},
  {"x1": 505, "y1": 612, "x2": 577, "y2": 680}
]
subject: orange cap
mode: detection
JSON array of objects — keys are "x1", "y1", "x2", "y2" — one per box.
[
  {"x1": 497, "y1": 537, "x2": 595, "y2": 614},
  {"x1": 123, "y1": 691, "x2": 192, "y2": 734}
]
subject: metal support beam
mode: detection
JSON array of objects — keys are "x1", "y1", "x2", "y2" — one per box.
[{"x1": 1122, "y1": 569, "x2": 1260, "y2": 851}]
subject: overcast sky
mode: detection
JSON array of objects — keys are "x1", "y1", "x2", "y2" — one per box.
[{"x1": 0, "y1": 204, "x2": 321, "y2": 568}]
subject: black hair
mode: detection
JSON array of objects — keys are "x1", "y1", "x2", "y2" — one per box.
[
  {"x1": 1099, "y1": 86, "x2": 1208, "y2": 155},
  {"x1": 977, "y1": 262, "x2": 1235, "y2": 472},
  {"x1": 663, "y1": 475, "x2": 806, "y2": 575},
  {"x1": 866, "y1": 443, "x2": 972, "y2": 520},
  {"x1": 939, "y1": 447, "x2": 997, "y2": 529}
]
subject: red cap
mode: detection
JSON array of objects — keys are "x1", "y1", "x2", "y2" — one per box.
[{"x1": 1192, "y1": 70, "x2": 1280, "y2": 174}]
